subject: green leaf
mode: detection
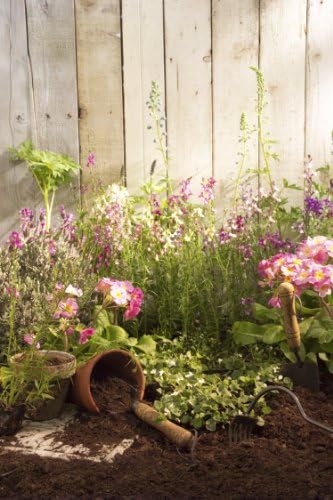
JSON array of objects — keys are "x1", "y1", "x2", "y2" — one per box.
[
  {"x1": 232, "y1": 322, "x2": 265, "y2": 345},
  {"x1": 252, "y1": 303, "x2": 280, "y2": 323},
  {"x1": 94, "y1": 307, "x2": 113, "y2": 329},
  {"x1": 136, "y1": 335, "x2": 156, "y2": 354},
  {"x1": 319, "y1": 342, "x2": 333, "y2": 354},
  {"x1": 105, "y1": 325, "x2": 129, "y2": 343},
  {"x1": 305, "y1": 352, "x2": 317, "y2": 364},
  {"x1": 262, "y1": 325, "x2": 285, "y2": 344},
  {"x1": 299, "y1": 317, "x2": 315, "y2": 336},
  {"x1": 205, "y1": 418, "x2": 217, "y2": 431}
]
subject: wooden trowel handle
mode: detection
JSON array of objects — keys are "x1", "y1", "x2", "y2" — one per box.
[
  {"x1": 132, "y1": 400, "x2": 194, "y2": 450},
  {"x1": 278, "y1": 282, "x2": 301, "y2": 351}
]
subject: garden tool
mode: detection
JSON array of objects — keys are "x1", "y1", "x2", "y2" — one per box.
[
  {"x1": 229, "y1": 385, "x2": 333, "y2": 444},
  {"x1": 278, "y1": 282, "x2": 320, "y2": 392},
  {"x1": 130, "y1": 388, "x2": 197, "y2": 452}
]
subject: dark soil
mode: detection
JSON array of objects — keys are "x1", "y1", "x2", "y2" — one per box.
[{"x1": 0, "y1": 376, "x2": 332, "y2": 499}]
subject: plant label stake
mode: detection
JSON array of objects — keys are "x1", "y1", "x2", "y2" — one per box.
[{"x1": 278, "y1": 283, "x2": 320, "y2": 392}]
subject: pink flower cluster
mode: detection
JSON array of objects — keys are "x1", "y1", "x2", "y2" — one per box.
[
  {"x1": 95, "y1": 278, "x2": 144, "y2": 320},
  {"x1": 259, "y1": 236, "x2": 333, "y2": 300}
]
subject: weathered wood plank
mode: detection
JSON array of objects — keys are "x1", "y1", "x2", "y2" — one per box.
[
  {"x1": 306, "y1": 0, "x2": 333, "y2": 167},
  {"x1": 75, "y1": 0, "x2": 124, "y2": 193},
  {"x1": 122, "y1": 0, "x2": 165, "y2": 194},
  {"x1": 0, "y1": 0, "x2": 34, "y2": 239},
  {"x1": 212, "y1": 0, "x2": 259, "y2": 216},
  {"x1": 260, "y1": 0, "x2": 306, "y2": 202},
  {"x1": 25, "y1": 0, "x2": 80, "y2": 212},
  {"x1": 164, "y1": 0, "x2": 212, "y2": 195}
]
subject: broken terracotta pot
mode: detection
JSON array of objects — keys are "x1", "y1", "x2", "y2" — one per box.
[{"x1": 70, "y1": 349, "x2": 145, "y2": 414}]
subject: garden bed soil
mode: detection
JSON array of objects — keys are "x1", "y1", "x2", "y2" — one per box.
[{"x1": 0, "y1": 377, "x2": 332, "y2": 499}]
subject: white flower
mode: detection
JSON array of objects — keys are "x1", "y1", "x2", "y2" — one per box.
[{"x1": 65, "y1": 285, "x2": 83, "y2": 297}]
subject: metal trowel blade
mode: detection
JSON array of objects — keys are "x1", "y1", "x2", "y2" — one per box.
[{"x1": 280, "y1": 362, "x2": 320, "y2": 392}]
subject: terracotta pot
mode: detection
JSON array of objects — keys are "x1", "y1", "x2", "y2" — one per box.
[{"x1": 70, "y1": 349, "x2": 145, "y2": 414}]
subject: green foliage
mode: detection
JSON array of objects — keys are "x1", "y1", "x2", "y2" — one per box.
[
  {"x1": 143, "y1": 338, "x2": 289, "y2": 431},
  {"x1": 9, "y1": 141, "x2": 80, "y2": 229},
  {"x1": 232, "y1": 303, "x2": 333, "y2": 373}
]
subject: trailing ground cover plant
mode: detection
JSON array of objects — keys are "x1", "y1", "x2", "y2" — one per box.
[{"x1": 142, "y1": 338, "x2": 289, "y2": 431}]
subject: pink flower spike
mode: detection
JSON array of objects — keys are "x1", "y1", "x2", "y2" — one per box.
[
  {"x1": 86, "y1": 152, "x2": 96, "y2": 168},
  {"x1": 79, "y1": 327, "x2": 95, "y2": 344},
  {"x1": 24, "y1": 333, "x2": 40, "y2": 349}
]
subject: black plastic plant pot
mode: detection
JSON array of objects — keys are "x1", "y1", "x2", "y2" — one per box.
[
  {"x1": 0, "y1": 404, "x2": 25, "y2": 436},
  {"x1": 26, "y1": 379, "x2": 71, "y2": 421}
]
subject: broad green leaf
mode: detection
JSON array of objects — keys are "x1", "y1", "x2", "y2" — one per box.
[
  {"x1": 232, "y1": 322, "x2": 265, "y2": 345},
  {"x1": 105, "y1": 325, "x2": 129, "y2": 343},
  {"x1": 262, "y1": 325, "x2": 285, "y2": 344},
  {"x1": 319, "y1": 342, "x2": 333, "y2": 354},
  {"x1": 94, "y1": 307, "x2": 112, "y2": 329},
  {"x1": 136, "y1": 335, "x2": 156, "y2": 354},
  {"x1": 280, "y1": 341, "x2": 306, "y2": 363},
  {"x1": 305, "y1": 352, "x2": 317, "y2": 364},
  {"x1": 299, "y1": 317, "x2": 315, "y2": 336},
  {"x1": 252, "y1": 303, "x2": 280, "y2": 323}
]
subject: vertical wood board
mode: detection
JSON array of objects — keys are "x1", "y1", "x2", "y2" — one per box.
[
  {"x1": 212, "y1": 0, "x2": 259, "y2": 218},
  {"x1": 0, "y1": 0, "x2": 34, "y2": 239},
  {"x1": 25, "y1": 0, "x2": 80, "y2": 213},
  {"x1": 260, "y1": 0, "x2": 306, "y2": 202},
  {"x1": 122, "y1": 0, "x2": 165, "y2": 194},
  {"x1": 75, "y1": 0, "x2": 124, "y2": 193},
  {"x1": 164, "y1": 0, "x2": 212, "y2": 196},
  {"x1": 306, "y1": 0, "x2": 333, "y2": 169}
]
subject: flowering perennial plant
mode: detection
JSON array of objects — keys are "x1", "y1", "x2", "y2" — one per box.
[{"x1": 259, "y1": 236, "x2": 333, "y2": 305}]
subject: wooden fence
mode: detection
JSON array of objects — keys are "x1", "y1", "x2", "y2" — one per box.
[{"x1": 1, "y1": 0, "x2": 333, "y2": 238}]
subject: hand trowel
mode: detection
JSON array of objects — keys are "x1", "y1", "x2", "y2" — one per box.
[{"x1": 278, "y1": 282, "x2": 320, "y2": 392}]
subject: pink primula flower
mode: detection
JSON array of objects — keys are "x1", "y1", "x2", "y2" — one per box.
[
  {"x1": 124, "y1": 301, "x2": 141, "y2": 320},
  {"x1": 79, "y1": 327, "x2": 95, "y2": 344},
  {"x1": 110, "y1": 282, "x2": 130, "y2": 306},
  {"x1": 54, "y1": 298, "x2": 79, "y2": 319},
  {"x1": 268, "y1": 296, "x2": 281, "y2": 308},
  {"x1": 95, "y1": 277, "x2": 113, "y2": 294}
]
